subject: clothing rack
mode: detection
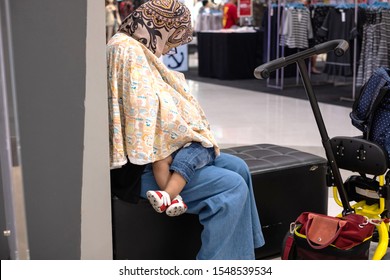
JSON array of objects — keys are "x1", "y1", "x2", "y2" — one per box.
[
  {"x1": 340, "y1": 0, "x2": 358, "y2": 101},
  {"x1": 265, "y1": 1, "x2": 281, "y2": 89},
  {"x1": 265, "y1": 0, "x2": 318, "y2": 90},
  {"x1": 265, "y1": 0, "x2": 295, "y2": 89},
  {"x1": 356, "y1": 1, "x2": 390, "y2": 86},
  {"x1": 264, "y1": 0, "x2": 361, "y2": 101},
  {"x1": 343, "y1": 0, "x2": 390, "y2": 100}
]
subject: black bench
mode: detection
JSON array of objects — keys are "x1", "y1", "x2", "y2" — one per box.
[{"x1": 112, "y1": 144, "x2": 328, "y2": 259}]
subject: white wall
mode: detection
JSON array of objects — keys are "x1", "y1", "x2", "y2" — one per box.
[
  {"x1": 1, "y1": 0, "x2": 112, "y2": 259},
  {"x1": 81, "y1": 0, "x2": 112, "y2": 260}
]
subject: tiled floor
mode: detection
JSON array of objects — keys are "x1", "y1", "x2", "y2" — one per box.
[{"x1": 186, "y1": 52, "x2": 389, "y2": 259}]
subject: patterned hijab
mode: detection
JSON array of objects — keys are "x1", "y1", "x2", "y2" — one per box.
[{"x1": 118, "y1": 0, "x2": 193, "y2": 57}]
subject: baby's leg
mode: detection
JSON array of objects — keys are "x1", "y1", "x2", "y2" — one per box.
[
  {"x1": 149, "y1": 163, "x2": 188, "y2": 216},
  {"x1": 164, "y1": 173, "x2": 188, "y2": 216},
  {"x1": 164, "y1": 172, "x2": 187, "y2": 200},
  {"x1": 168, "y1": 143, "x2": 215, "y2": 195},
  {"x1": 152, "y1": 156, "x2": 172, "y2": 190}
]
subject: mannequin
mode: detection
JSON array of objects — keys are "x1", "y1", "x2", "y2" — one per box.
[{"x1": 106, "y1": 0, "x2": 121, "y2": 42}]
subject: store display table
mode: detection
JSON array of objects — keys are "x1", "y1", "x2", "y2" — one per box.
[{"x1": 197, "y1": 29, "x2": 263, "y2": 80}]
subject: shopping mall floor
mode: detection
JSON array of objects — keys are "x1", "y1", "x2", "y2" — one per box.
[{"x1": 185, "y1": 53, "x2": 389, "y2": 259}]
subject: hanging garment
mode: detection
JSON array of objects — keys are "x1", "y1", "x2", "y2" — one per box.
[
  {"x1": 310, "y1": 4, "x2": 331, "y2": 45},
  {"x1": 318, "y1": 7, "x2": 355, "y2": 76},
  {"x1": 261, "y1": 5, "x2": 279, "y2": 64},
  {"x1": 357, "y1": 8, "x2": 390, "y2": 86},
  {"x1": 261, "y1": 5, "x2": 299, "y2": 78},
  {"x1": 280, "y1": 7, "x2": 313, "y2": 49}
]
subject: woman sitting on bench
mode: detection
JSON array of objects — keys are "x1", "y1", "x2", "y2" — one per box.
[{"x1": 106, "y1": 0, "x2": 264, "y2": 259}]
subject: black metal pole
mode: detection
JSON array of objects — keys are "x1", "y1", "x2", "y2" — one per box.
[{"x1": 296, "y1": 59, "x2": 354, "y2": 215}]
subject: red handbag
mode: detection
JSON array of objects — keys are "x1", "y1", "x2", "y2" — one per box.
[{"x1": 282, "y1": 212, "x2": 376, "y2": 260}]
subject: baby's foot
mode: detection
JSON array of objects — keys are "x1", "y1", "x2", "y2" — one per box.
[
  {"x1": 146, "y1": 190, "x2": 171, "y2": 213},
  {"x1": 166, "y1": 195, "x2": 188, "y2": 217}
]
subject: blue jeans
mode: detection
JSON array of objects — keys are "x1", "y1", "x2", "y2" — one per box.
[
  {"x1": 141, "y1": 152, "x2": 265, "y2": 260},
  {"x1": 170, "y1": 142, "x2": 216, "y2": 183}
]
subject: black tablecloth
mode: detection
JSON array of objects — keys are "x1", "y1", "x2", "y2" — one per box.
[{"x1": 197, "y1": 31, "x2": 263, "y2": 80}]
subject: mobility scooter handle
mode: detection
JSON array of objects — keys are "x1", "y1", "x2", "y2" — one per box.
[{"x1": 254, "y1": 39, "x2": 349, "y2": 79}]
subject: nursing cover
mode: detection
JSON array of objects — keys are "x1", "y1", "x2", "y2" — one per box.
[{"x1": 107, "y1": 0, "x2": 219, "y2": 168}]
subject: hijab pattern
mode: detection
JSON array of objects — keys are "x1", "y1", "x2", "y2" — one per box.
[{"x1": 118, "y1": 0, "x2": 192, "y2": 57}]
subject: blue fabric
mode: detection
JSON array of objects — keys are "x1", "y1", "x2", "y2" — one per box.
[
  {"x1": 351, "y1": 67, "x2": 390, "y2": 160},
  {"x1": 371, "y1": 96, "x2": 390, "y2": 156},
  {"x1": 170, "y1": 142, "x2": 216, "y2": 183},
  {"x1": 354, "y1": 67, "x2": 390, "y2": 129},
  {"x1": 140, "y1": 152, "x2": 265, "y2": 260}
]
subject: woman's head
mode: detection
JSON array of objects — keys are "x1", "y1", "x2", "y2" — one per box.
[{"x1": 118, "y1": 0, "x2": 193, "y2": 57}]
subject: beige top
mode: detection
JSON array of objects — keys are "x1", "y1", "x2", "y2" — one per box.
[{"x1": 107, "y1": 33, "x2": 219, "y2": 168}]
